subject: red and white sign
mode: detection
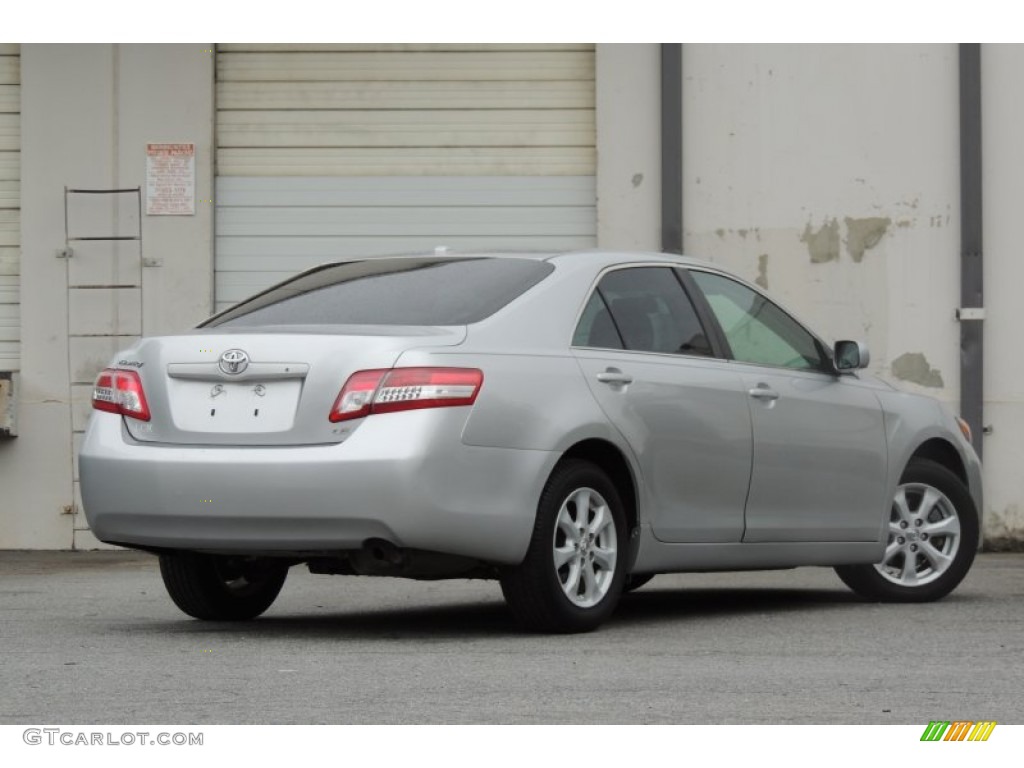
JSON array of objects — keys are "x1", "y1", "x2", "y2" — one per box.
[{"x1": 146, "y1": 143, "x2": 195, "y2": 215}]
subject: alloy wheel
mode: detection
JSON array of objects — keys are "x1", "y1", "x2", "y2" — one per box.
[
  {"x1": 875, "y1": 482, "x2": 961, "y2": 587},
  {"x1": 552, "y1": 487, "x2": 618, "y2": 608}
]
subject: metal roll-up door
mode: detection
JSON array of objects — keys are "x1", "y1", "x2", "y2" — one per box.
[
  {"x1": 0, "y1": 44, "x2": 19, "y2": 369},
  {"x1": 214, "y1": 44, "x2": 596, "y2": 312}
]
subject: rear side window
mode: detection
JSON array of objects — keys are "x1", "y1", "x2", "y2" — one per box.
[
  {"x1": 574, "y1": 267, "x2": 713, "y2": 357},
  {"x1": 205, "y1": 258, "x2": 554, "y2": 327},
  {"x1": 571, "y1": 292, "x2": 624, "y2": 349}
]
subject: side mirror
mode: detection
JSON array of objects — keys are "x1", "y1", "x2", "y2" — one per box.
[{"x1": 834, "y1": 340, "x2": 870, "y2": 371}]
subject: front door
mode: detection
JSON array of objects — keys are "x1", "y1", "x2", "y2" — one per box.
[{"x1": 689, "y1": 269, "x2": 888, "y2": 542}]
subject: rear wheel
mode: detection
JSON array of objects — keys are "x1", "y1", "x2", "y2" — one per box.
[
  {"x1": 835, "y1": 458, "x2": 978, "y2": 602},
  {"x1": 501, "y1": 459, "x2": 627, "y2": 633},
  {"x1": 159, "y1": 552, "x2": 289, "y2": 620}
]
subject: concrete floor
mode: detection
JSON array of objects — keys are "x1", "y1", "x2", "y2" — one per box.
[{"x1": 1, "y1": 550, "x2": 1021, "y2": 724}]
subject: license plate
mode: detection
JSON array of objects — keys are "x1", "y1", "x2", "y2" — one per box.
[{"x1": 168, "y1": 379, "x2": 302, "y2": 433}]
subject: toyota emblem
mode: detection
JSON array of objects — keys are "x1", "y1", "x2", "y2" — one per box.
[{"x1": 219, "y1": 349, "x2": 250, "y2": 375}]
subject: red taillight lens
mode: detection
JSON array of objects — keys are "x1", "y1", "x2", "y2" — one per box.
[
  {"x1": 329, "y1": 369, "x2": 388, "y2": 423},
  {"x1": 91, "y1": 368, "x2": 151, "y2": 421},
  {"x1": 373, "y1": 367, "x2": 483, "y2": 414},
  {"x1": 329, "y1": 367, "x2": 483, "y2": 423}
]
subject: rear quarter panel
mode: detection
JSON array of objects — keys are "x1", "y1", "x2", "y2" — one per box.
[{"x1": 393, "y1": 345, "x2": 630, "y2": 455}]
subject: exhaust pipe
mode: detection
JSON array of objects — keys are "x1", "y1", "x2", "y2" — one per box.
[{"x1": 365, "y1": 538, "x2": 405, "y2": 566}]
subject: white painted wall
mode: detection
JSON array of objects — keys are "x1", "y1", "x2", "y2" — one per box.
[
  {"x1": 981, "y1": 46, "x2": 1024, "y2": 545},
  {"x1": 683, "y1": 44, "x2": 960, "y2": 384},
  {"x1": 0, "y1": 45, "x2": 213, "y2": 549}
]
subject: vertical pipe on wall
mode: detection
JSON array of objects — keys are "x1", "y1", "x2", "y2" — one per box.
[
  {"x1": 661, "y1": 44, "x2": 683, "y2": 254},
  {"x1": 959, "y1": 43, "x2": 984, "y2": 459}
]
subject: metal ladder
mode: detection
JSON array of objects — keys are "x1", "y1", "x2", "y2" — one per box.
[{"x1": 59, "y1": 186, "x2": 143, "y2": 545}]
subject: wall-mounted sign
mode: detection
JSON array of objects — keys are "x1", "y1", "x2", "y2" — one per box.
[{"x1": 146, "y1": 143, "x2": 195, "y2": 215}]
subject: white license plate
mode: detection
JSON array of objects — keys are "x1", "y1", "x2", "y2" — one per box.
[{"x1": 168, "y1": 379, "x2": 302, "y2": 433}]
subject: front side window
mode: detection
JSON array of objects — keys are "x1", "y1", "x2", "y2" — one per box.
[
  {"x1": 690, "y1": 270, "x2": 825, "y2": 371},
  {"x1": 573, "y1": 267, "x2": 713, "y2": 357}
]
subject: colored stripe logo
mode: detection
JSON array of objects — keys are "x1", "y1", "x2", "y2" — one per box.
[{"x1": 921, "y1": 721, "x2": 997, "y2": 741}]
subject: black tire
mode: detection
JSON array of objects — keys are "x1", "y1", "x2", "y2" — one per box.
[
  {"x1": 623, "y1": 573, "x2": 655, "y2": 593},
  {"x1": 500, "y1": 459, "x2": 627, "y2": 633},
  {"x1": 159, "y1": 552, "x2": 289, "y2": 620},
  {"x1": 835, "y1": 458, "x2": 979, "y2": 603}
]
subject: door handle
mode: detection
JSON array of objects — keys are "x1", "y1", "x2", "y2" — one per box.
[
  {"x1": 748, "y1": 385, "x2": 779, "y2": 401},
  {"x1": 596, "y1": 369, "x2": 633, "y2": 385}
]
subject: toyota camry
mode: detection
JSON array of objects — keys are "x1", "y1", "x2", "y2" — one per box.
[{"x1": 79, "y1": 251, "x2": 982, "y2": 632}]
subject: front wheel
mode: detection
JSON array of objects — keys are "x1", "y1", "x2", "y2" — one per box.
[
  {"x1": 500, "y1": 459, "x2": 627, "y2": 633},
  {"x1": 159, "y1": 552, "x2": 289, "y2": 620},
  {"x1": 835, "y1": 458, "x2": 978, "y2": 602}
]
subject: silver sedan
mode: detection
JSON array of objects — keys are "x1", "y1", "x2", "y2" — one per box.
[{"x1": 79, "y1": 251, "x2": 982, "y2": 632}]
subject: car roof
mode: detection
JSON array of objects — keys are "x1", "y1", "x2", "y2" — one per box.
[
  {"x1": 329, "y1": 249, "x2": 712, "y2": 269},
  {"x1": 543, "y1": 249, "x2": 710, "y2": 269}
]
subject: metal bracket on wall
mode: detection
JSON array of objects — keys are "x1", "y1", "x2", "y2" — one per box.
[{"x1": 956, "y1": 307, "x2": 986, "y2": 321}]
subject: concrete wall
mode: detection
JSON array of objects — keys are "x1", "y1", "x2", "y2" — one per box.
[
  {"x1": 0, "y1": 44, "x2": 213, "y2": 548},
  {"x1": 595, "y1": 44, "x2": 661, "y2": 251},
  {"x1": 682, "y1": 43, "x2": 1018, "y2": 544}
]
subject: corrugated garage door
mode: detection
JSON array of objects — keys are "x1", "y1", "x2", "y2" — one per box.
[
  {"x1": 0, "y1": 45, "x2": 19, "y2": 369},
  {"x1": 214, "y1": 44, "x2": 596, "y2": 312}
]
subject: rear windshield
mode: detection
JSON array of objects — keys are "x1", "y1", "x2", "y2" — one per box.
[{"x1": 204, "y1": 257, "x2": 554, "y2": 328}]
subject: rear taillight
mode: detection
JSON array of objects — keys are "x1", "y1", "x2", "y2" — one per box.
[
  {"x1": 329, "y1": 367, "x2": 483, "y2": 423},
  {"x1": 91, "y1": 368, "x2": 151, "y2": 421}
]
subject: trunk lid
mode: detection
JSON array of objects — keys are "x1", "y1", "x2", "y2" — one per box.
[{"x1": 114, "y1": 325, "x2": 466, "y2": 445}]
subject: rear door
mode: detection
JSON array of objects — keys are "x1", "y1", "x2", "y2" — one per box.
[
  {"x1": 572, "y1": 266, "x2": 752, "y2": 543},
  {"x1": 688, "y1": 269, "x2": 888, "y2": 542}
]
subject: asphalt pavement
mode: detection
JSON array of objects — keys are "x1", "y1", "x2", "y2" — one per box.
[{"x1": 1, "y1": 550, "x2": 1021, "y2": 724}]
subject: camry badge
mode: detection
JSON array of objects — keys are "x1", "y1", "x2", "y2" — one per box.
[{"x1": 219, "y1": 349, "x2": 250, "y2": 375}]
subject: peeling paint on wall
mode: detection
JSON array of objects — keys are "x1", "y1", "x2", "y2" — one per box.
[
  {"x1": 891, "y1": 352, "x2": 944, "y2": 388},
  {"x1": 755, "y1": 254, "x2": 769, "y2": 289},
  {"x1": 844, "y1": 216, "x2": 891, "y2": 262},
  {"x1": 801, "y1": 218, "x2": 840, "y2": 263}
]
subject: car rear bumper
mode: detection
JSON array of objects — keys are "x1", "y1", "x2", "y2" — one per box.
[{"x1": 79, "y1": 409, "x2": 556, "y2": 564}]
